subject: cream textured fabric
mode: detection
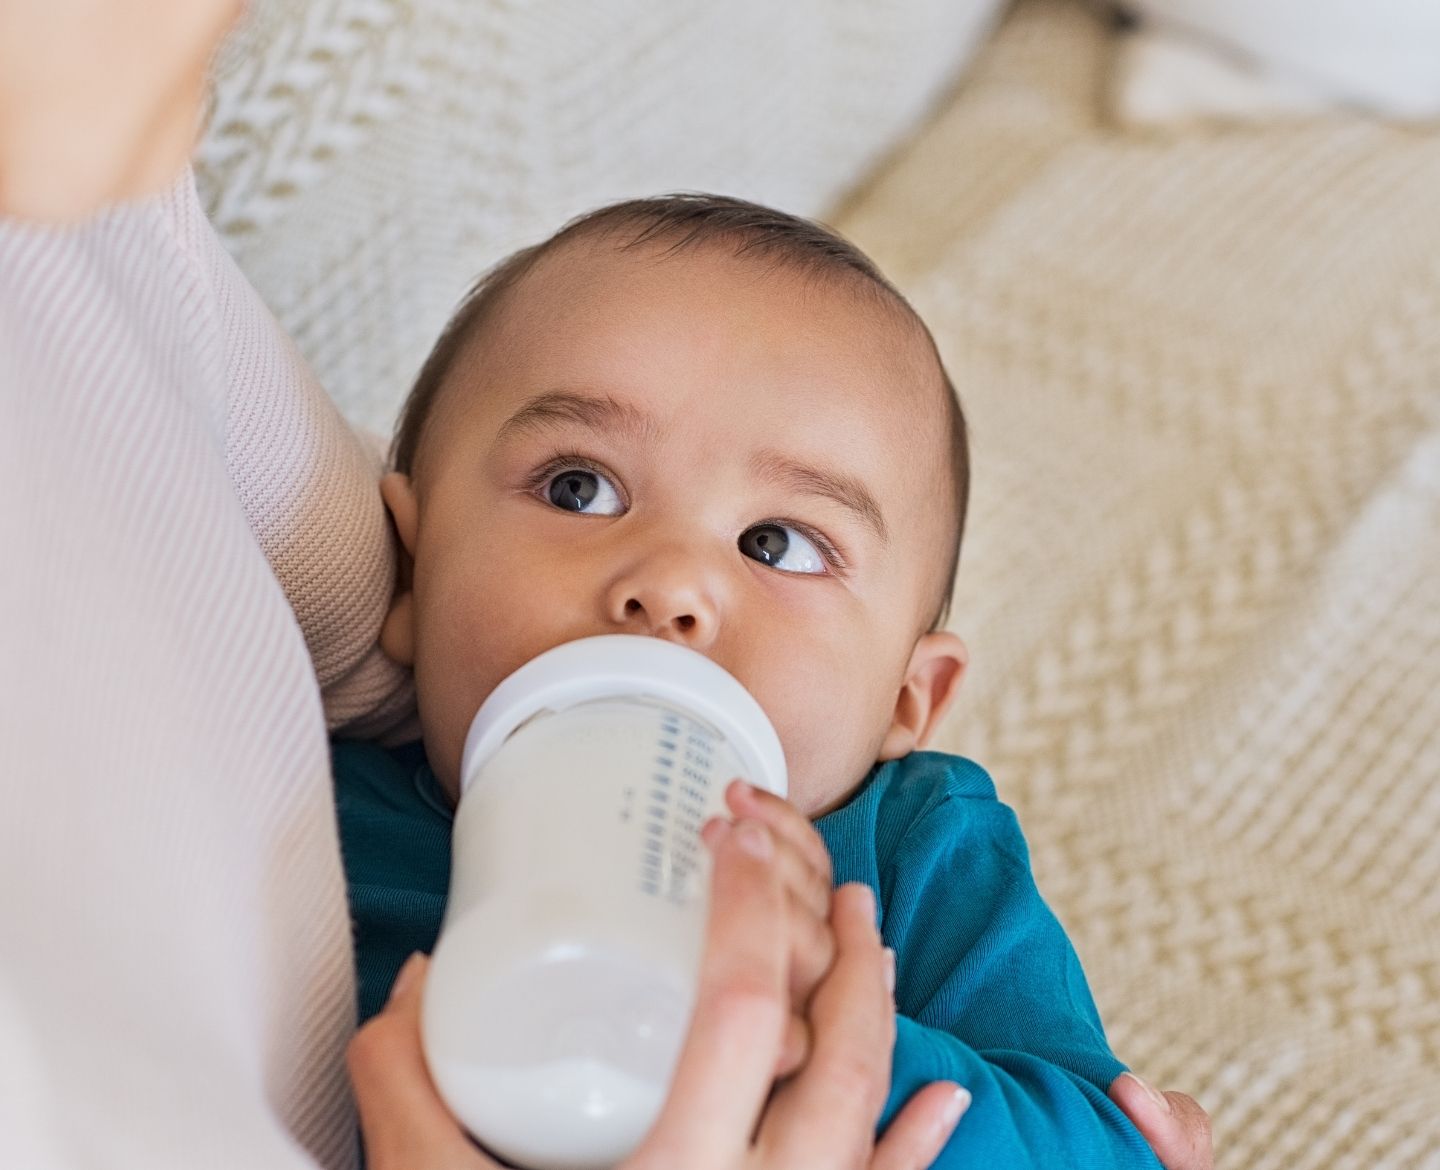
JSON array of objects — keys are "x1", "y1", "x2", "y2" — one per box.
[{"x1": 839, "y1": 3, "x2": 1440, "y2": 1167}]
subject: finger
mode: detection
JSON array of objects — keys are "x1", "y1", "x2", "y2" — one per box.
[
  {"x1": 773, "y1": 1012, "x2": 813, "y2": 1080},
  {"x1": 775, "y1": 836, "x2": 836, "y2": 923},
  {"x1": 636, "y1": 818, "x2": 788, "y2": 1170},
  {"x1": 870, "y1": 1081, "x2": 971, "y2": 1170},
  {"x1": 711, "y1": 793, "x2": 832, "y2": 923},
  {"x1": 348, "y1": 955, "x2": 501, "y2": 1169},
  {"x1": 756, "y1": 883, "x2": 894, "y2": 1169},
  {"x1": 726, "y1": 779, "x2": 834, "y2": 891},
  {"x1": 786, "y1": 889, "x2": 837, "y2": 1006},
  {"x1": 1108, "y1": 1074, "x2": 1214, "y2": 1170}
]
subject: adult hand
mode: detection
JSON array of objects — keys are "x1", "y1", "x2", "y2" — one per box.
[
  {"x1": 1109, "y1": 1072, "x2": 1214, "y2": 1170},
  {"x1": 0, "y1": 0, "x2": 241, "y2": 220},
  {"x1": 349, "y1": 818, "x2": 971, "y2": 1170}
]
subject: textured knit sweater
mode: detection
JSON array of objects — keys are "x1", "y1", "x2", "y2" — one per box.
[{"x1": 333, "y1": 738, "x2": 1163, "y2": 1168}]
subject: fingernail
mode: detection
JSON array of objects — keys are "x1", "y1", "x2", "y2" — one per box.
[
  {"x1": 882, "y1": 947, "x2": 896, "y2": 995},
  {"x1": 1124, "y1": 1072, "x2": 1172, "y2": 1116},
  {"x1": 735, "y1": 820, "x2": 773, "y2": 860},
  {"x1": 941, "y1": 1086, "x2": 971, "y2": 1131},
  {"x1": 388, "y1": 952, "x2": 423, "y2": 1004},
  {"x1": 855, "y1": 883, "x2": 877, "y2": 921},
  {"x1": 731, "y1": 778, "x2": 753, "y2": 799}
]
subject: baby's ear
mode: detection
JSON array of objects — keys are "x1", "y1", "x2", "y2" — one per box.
[
  {"x1": 876, "y1": 630, "x2": 968, "y2": 761},
  {"x1": 378, "y1": 472, "x2": 419, "y2": 668}
]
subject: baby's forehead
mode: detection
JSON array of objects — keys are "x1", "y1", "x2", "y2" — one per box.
[
  {"x1": 522, "y1": 236, "x2": 934, "y2": 402},
  {"x1": 520, "y1": 230, "x2": 912, "y2": 334},
  {"x1": 485, "y1": 233, "x2": 946, "y2": 456},
  {"x1": 525, "y1": 239, "x2": 928, "y2": 390}
]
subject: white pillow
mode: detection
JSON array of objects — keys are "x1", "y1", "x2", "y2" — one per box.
[
  {"x1": 1122, "y1": 0, "x2": 1440, "y2": 120},
  {"x1": 1114, "y1": 25, "x2": 1341, "y2": 127}
]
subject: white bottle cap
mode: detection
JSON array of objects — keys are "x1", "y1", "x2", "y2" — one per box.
[{"x1": 460, "y1": 635, "x2": 787, "y2": 799}]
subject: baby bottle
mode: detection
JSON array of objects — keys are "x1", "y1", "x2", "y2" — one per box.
[{"x1": 420, "y1": 634, "x2": 788, "y2": 1170}]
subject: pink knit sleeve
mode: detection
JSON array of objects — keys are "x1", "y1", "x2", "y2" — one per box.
[{"x1": 176, "y1": 177, "x2": 420, "y2": 743}]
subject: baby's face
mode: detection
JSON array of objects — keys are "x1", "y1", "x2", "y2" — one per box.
[{"x1": 383, "y1": 239, "x2": 965, "y2": 816}]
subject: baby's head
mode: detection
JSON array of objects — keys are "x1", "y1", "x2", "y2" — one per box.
[{"x1": 379, "y1": 195, "x2": 969, "y2": 817}]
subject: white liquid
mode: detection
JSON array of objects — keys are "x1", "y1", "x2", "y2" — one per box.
[{"x1": 438, "y1": 1058, "x2": 664, "y2": 1170}]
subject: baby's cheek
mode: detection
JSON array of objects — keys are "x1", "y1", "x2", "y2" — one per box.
[
  {"x1": 767, "y1": 676, "x2": 880, "y2": 818},
  {"x1": 783, "y1": 639, "x2": 892, "y2": 812},
  {"x1": 412, "y1": 598, "x2": 508, "y2": 790}
]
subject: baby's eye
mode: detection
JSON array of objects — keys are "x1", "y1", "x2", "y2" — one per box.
[
  {"x1": 738, "y1": 523, "x2": 827, "y2": 575},
  {"x1": 544, "y1": 468, "x2": 624, "y2": 516}
]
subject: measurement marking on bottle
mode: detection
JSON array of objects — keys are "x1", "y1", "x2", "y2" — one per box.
[
  {"x1": 640, "y1": 709, "x2": 677, "y2": 899},
  {"x1": 639, "y1": 709, "x2": 724, "y2": 904}
]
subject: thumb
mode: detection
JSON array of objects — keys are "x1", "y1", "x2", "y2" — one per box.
[
  {"x1": 1108, "y1": 1073, "x2": 1214, "y2": 1170},
  {"x1": 348, "y1": 954, "x2": 503, "y2": 1169}
]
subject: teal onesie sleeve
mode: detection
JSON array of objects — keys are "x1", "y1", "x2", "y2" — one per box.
[{"x1": 815, "y1": 750, "x2": 1161, "y2": 1168}]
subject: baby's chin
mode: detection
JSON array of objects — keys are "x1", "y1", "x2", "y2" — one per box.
[{"x1": 791, "y1": 765, "x2": 873, "y2": 820}]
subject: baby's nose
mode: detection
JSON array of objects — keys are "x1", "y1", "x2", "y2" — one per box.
[
  {"x1": 613, "y1": 591, "x2": 714, "y2": 646},
  {"x1": 604, "y1": 551, "x2": 719, "y2": 648},
  {"x1": 623, "y1": 597, "x2": 696, "y2": 635}
]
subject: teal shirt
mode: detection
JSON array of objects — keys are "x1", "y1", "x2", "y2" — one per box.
[{"x1": 331, "y1": 739, "x2": 1160, "y2": 1168}]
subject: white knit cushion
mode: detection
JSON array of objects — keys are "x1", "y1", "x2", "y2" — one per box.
[
  {"x1": 1113, "y1": 25, "x2": 1340, "y2": 127},
  {"x1": 1123, "y1": 0, "x2": 1440, "y2": 119}
]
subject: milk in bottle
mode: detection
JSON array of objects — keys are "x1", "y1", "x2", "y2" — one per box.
[{"x1": 421, "y1": 634, "x2": 787, "y2": 1170}]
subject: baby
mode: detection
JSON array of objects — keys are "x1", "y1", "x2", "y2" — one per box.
[{"x1": 332, "y1": 194, "x2": 1163, "y2": 1167}]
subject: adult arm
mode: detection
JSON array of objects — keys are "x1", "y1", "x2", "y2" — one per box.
[
  {"x1": 202, "y1": 179, "x2": 419, "y2": 742},
  {"x1": 0, "y1": 168, "x2": 356, "y2": 1170},
  {"x1": 3, "y1": 0, "x2": 420, "y2": 742},
  {"x1": 2, "y1": 6, "x2": 371, "y2": 1164}
]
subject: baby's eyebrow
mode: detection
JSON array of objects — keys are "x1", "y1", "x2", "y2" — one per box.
[
  {"x1": 494, "y1": 389, "x2": 889, "y2": 545},
  {"x1": 494, "y1": 390, "x2": 663, "y2": 448},
  {"x1": 749, "y1": 450, "x2": 890, "y2": 546}
]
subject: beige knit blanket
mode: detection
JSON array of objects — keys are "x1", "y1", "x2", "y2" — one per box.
[{"x1": 839, "y1": 4, "x2": 1440, "y2": 1167}]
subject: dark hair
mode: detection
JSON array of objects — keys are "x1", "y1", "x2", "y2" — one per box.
[{"x1": 390, "y1": 193, "x2": 968, "y2": 630}]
